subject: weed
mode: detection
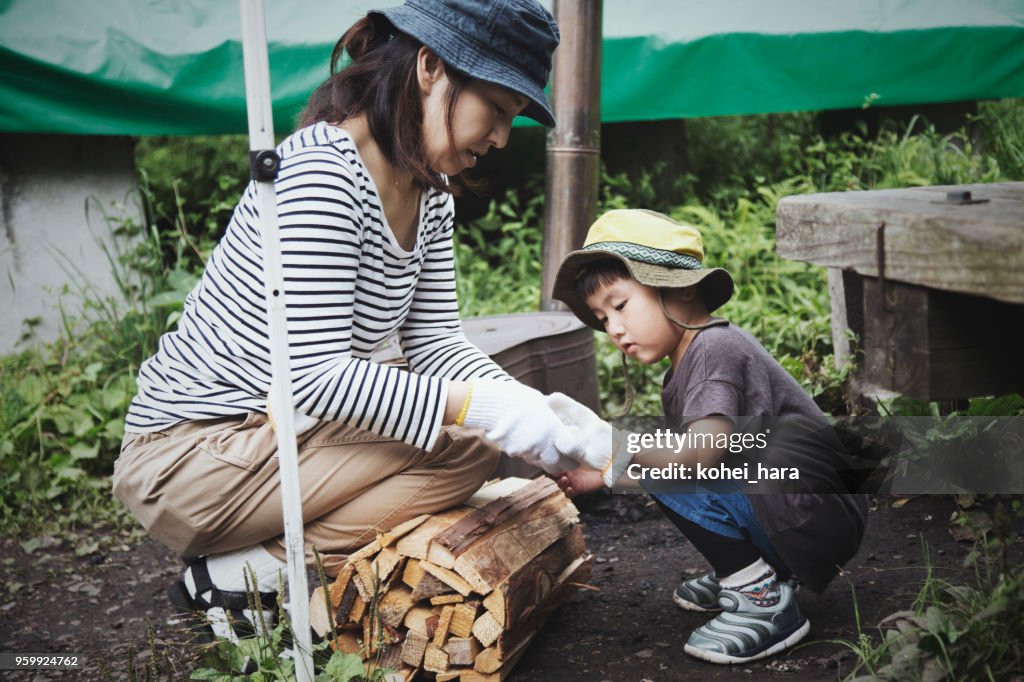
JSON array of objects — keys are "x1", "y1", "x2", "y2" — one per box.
[
  {"x1": 98, "y1": 619, "x2": 189, "y2": 681},
  {"x1": 835, "y1": 503, "x2": 1024, "y2": 681},
  {"x1": 189, "y1": 554, "x2": 399, "y2": 680}
]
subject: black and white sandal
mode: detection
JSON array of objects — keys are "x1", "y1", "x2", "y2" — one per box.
[{"x1": 167, "y1": 557, "x2": 279, "y2": 644}]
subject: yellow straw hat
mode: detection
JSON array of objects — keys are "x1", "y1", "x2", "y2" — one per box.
[{"x1": 552, "y1": 209, "x2": 734, "y2": 331}]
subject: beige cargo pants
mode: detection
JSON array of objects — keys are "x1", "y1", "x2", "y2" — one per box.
[{"x1": 112, "y1": 412, "x2": 500, "y2": 575}]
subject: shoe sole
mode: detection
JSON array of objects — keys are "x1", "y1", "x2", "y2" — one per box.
[
  {"x1": 672, "y1": 591, "x2": 721, "y2": 613},
  {"x1": 683, "y1": 619, "x2": 810, "y2": 664}
]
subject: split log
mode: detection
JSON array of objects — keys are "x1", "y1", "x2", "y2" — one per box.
[
  {"x1": 444, "y1": 637, "x2": 480, "y2": 666},
  {"x1": 348, "y1": 538, "x2": 382, "y2": 563},
  {"x1": 330, "y1": 630, "x2": 363, "y2": 657},
  {"x1": 354, "y1": 546, "x2": 403, "y2": 600},
  {"x1": 402, "y1": 558, "x2": 427, "y2": 591},
  {"x1": 378, "y1": 585, "x2": 415, "y2": 628},
  {"x1": 321, "y1": 564, "x2": 358, "y2": 629},
  {"x1": 471, "y1": 611, "x2": 503, "y2": 648},
  {"x1": 429, "y1": 478, "x2": 561, "y2": 569},
  {"x1": 349, "y1": 593, "x2": 368, "y2": 624},
  {"x1": 420, "y1": 560, "x2": 475, "y2": 596},
  {"x1": 478, "y1": 554, "x2": 593, "y2": 669},
  {"x1": 433, "y1": 604, "x2": 456, "y2": 647},
  {"x1": 452, "y1": 491, "x2": 579, "y2": 594},
  {"x1": 377, "y1": 513, "x2": 430, "y2": 548},
  {"x1": 403, "y1": 605, "x2": 437, "y2": 637},
  {"x1": 410, "y1": 570, "x2": 452, "y2": 601},
  {"x1": 400, "y1": 630, "x2": 429, "y2": 668},
  {"x1": 423, "y1": 643, "x2": 450, "y2": 673},
  {"x1": 449, "y1": 601, "x2": 478, "y2": 639},
  {"x1": 372, "y1": 642, "x2": 403, "y2": 671},
  {"x1": 470, "y1": 632, "x2": 533, "y2": 679},
  {"x1": 309, "y1": 584, "x2": 332, "y2": 638},
  {"x1": 396, "y1": 508, "x2": 473, "y2": 559}
]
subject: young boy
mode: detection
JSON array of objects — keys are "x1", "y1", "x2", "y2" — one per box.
[{"x1": 551, "y1": 209, "x2": 868, "y2": 664}]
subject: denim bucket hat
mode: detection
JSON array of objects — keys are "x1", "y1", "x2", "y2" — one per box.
[
  {"x1": 369, "y1": 0, "x2": 560, "y2": 127},
  {"x1": 553, "y1": 209, "x2": 736, "y2": 331}
]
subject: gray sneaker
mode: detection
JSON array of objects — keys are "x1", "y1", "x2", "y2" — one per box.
[
  {"x1": 683, "y1": 580, "x2": 809, "y2": 664},
  {"x1": 672, "y1": 572, "x2": 722, "y2": 612}
]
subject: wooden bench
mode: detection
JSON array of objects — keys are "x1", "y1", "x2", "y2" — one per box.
[{"x1": 776, "y1": 182, "x2": 1024, "y2": 401}]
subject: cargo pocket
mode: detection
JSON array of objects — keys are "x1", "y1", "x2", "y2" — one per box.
[
  {"x1": 199, "y1": 411, "x2": 277, "y2": 472},
  {"x1": 113, "y1": 424, "x2": 183, "y2": 490}
]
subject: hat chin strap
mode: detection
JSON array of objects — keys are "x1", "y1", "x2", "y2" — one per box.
[
  {"x1": 613, "y1": 350, "x2": 634, "y2": 419},
  {"x1": 658, "y1": 290, "x2": 729, "y2": 330}
]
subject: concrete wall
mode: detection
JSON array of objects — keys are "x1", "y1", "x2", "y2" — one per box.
[{"x1": 0, "y1": 134, "x2": 138, "y2": 353}]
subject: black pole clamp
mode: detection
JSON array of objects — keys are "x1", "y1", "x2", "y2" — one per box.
[{"x1": 250, "y1": 149, "x2": 281, "y2": 181}]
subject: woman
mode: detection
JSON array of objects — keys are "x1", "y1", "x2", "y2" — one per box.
[{"x1": 113, "y1": 0, "x2": 598, "y2": 643}]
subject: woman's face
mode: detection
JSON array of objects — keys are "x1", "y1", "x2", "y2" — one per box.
[{"x1": 419, "y1": 52, "x2": 529, "y2": 176}]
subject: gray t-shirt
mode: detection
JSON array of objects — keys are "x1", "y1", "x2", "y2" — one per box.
[{"x1": 662, "y1": 321, "x2": 868, "y2": 593}]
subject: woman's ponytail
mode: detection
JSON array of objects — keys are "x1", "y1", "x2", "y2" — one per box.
[{"x1": 330, "y1": 16, "x2": 391, "y2": 73}]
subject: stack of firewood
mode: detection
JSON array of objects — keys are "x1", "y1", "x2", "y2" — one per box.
[{"x1": 310, "y1": 477, "x2": 591, "y2": 681}]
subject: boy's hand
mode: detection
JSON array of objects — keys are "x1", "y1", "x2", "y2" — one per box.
[{"x1": 555, "y1": 466, "x2": 605, "y2": 498}]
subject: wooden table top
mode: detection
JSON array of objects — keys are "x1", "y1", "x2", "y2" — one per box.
[{"x1": 776, "y1": 182, "x2": 1024, "y2": 304}]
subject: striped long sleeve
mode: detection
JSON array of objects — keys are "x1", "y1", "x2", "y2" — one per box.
[{"x1": 125, "y1": 122, "x2": 510, "y2": 450}]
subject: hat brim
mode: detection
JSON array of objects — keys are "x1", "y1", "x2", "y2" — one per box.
[
  {"x1": 553, "y1": 249, "x2": 735, "y2": 331},
  {"x1": 369, "y1": 6, "x2": 556, "y2": 127}
]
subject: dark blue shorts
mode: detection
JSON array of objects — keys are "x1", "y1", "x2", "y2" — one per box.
[{"x1": 653, "y1": 490, "x2": 786, "y2": 570}]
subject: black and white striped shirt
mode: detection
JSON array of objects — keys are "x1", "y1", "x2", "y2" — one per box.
[{"x1": 125, "y1": 122, "x2": 510, "y2": 450}]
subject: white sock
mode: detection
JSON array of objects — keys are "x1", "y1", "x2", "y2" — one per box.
[
  {"x1": 720, "y1": 557, "x2": 780, "y2": 607},
  {"x1": 718, "y1": 557, "x2": 773, "y2": 589},
  {"x1": 204, "y1": 544, "x2": 286, "y2": 593}
]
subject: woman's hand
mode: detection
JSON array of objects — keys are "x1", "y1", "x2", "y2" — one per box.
[
  {"x1": 543, "y1": 392, "x2": 639, "y2": 486},
  {"x1": 543, "y1": 393, "x2": 612, "y2": 469},
  {"x1": 458, "y1": 380, "x2": 591, "y2": 471}
]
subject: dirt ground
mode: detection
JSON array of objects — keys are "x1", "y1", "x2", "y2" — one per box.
[{"x1": 0, "y1": 492, "x2": 995, "y2": 681}]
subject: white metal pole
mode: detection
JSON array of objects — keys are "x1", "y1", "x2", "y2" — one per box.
[{"x1": 238, "y1": 1, "x2": 314, "y2": 679}]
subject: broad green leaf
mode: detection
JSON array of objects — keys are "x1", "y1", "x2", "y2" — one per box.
[
  {"x1": 70, "y1": 441, "x2": 99, "y2": 460},
  {"x1": 323, "y1": 651, "x2": 367, "y2": 682},
  {"x1": 84, "y1": 362, "x2": 103, "y2": 382}
]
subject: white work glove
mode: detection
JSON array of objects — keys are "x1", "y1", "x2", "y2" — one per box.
[
  {"x1": 544, "y1": 393, "x2": 634, "y2": 487},
  {"x1": 461, "y1": 380, "x2": 582, "y2": 474}
]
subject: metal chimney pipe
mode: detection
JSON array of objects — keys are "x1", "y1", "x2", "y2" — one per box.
[{"x1": 540, "y1": 0, "x2": 603, "y2": 310}]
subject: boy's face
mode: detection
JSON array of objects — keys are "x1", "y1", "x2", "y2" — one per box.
[{"x1": 585, "y1": 277, "x2": 684, "y2": 366}]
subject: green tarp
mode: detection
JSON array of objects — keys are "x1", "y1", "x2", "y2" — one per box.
[{"x1": 2, "y1": 0, "x2": 1022, "y2": 135}]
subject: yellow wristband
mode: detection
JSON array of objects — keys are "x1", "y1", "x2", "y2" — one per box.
[
  {"x1": 455, "y1": 383, "x2": 474, "y2": 427},
  {"x1": 600, "y1": 453, "x2": 614, "y2": 479}
]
